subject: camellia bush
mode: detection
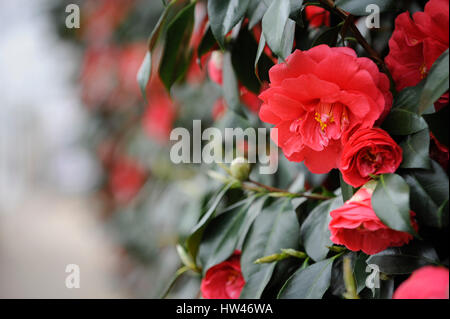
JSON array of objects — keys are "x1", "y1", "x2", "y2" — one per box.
[{"x1": 55, "y1": 0, "x2": 448, "y2": 299}]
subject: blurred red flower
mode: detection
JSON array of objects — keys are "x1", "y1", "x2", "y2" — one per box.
[
  {"x1": 305, "y1": 5, "x2": 331, "y2": 28},
  {"x1": 393, "y1": 266, "x2": 449, "y2": 299},
  {"x1": 109, "y1": 156, "x2": 146, "y2": 204},
  {"x1": 142, "y1": 77, "x2": 177, "y2": 144}
]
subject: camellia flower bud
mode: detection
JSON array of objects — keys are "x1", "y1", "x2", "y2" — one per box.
[{"x1": 230, "y1": 157, "x2": 251, "y2": 181}]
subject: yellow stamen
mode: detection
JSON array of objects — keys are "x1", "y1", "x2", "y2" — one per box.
[
  {"x1": 419, "y1": 63, "x2": 427, "y2": 79},
  {"x1": 314, "y1": 112, "x2": 328, "y2": 131}
]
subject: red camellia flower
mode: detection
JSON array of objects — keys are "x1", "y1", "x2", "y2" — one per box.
[
  {"x1": 385, "y1": 0, "x2": 449, "y2": 92},
  {"x1": 329, "y1": 186, "x2": 417, "y2": 255},
  {"x1": 393, "y1": 266, "x2": 449, "y2": 299},
  {"x1": 305, "y1": 5, "x2": 331, "y2": 28},
  {"x1": 200, "y1": 251, "x2": 245, "y2": 299},
  {"x1": 340, "y1": 128, "x2": 403, "y2": 187},
  {"x1": 259, "y1": 45, "x2": 392, "y2": 173}
]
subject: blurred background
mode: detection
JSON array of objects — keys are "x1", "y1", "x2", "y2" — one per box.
[
  {"x1": 0, "y1": 0, "x2": 189, "y2": 298},
  {"x1": 0, "y1": 0, "x2": 246, "y2": 299}
]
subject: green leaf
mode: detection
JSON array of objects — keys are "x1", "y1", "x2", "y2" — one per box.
[
  {"x1": 255, "y1": 32, "x2": 266, "y2": 69},
  {"x1": 231, "y1": 28, "x2": 261, "y2": 93},
  {"x1": 240, "y1": 199, "x2": 300, "y2": 298},
  {"x1": 262, "y1": 0, "x2": 291, "y2": 60},
  {"x1": 280, "y1": 18, "x2": 296, "y2": 61},
  {"x1": 185, "y1": 183, "x2": 232, "y2": 265},
  {"x1": 366, "y1": 242, "x2": 439, "y2": 275},
  {"x1": 247, "y1": 0, "x2": 268, "y2": 29},
  {"x1": 137, "y1": 1, "x2": 176, "y2": 99},
  {"x1": 418, "y1": 49, "x2": 449, "y2": 115},
  {"x1": 311, "y1": 25, "x2": 340, "y2": 47},
  {"x1": 300, "y1": 197, "x2": 343, "y2": 262},
  {"x1": 381, "y1": 108, "x2": 428, "y2": 135},
  {"x1": 353, "y1": 253, "x2": 369, "y2": 293},
  {"x1": 402, "y1": 160, "x2": 449, "y2": 228},
  {"x1": 372, "y1": 174, "x2": 416, "y2": 236},
  {"x1": 222, "y1": 51, "x2": 247, "y2": 118},
  {"x1": 240, "y1": 263, "x2": 277, "y2": 299},
  {"x1": 278, "y1": 258, "x2": 335, "y2": 299},
  {"x1": 393, "y1": 80, "x2": 426, "y2": 113},
  {"x1": 198, "y1": 197, "x2": 256, "y2": 274},
  {"x1": 399, "y1": 129, "x2": 431, "y2": 169},
  {"x1": 207, "y1": 0, "x2": 251, "y2": 48},
  {"x1": 247, "y1": 0, "x2": 304, "y2": 30},
  {"x1": 159, "y1": 2, "x2": 196, "y2": 91},
  {"x1": 335, "y1": 0, "x2": 394, "y2": 16},
  {"x1": 339, "y1": 173, "x2": 355, "y2": 202},
  {"x1": 197, "y1": 26, "x2": 217, "y2": 61}
]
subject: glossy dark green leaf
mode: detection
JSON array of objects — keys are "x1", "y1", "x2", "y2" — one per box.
[
  {"x1": 197, "y1": 26, "x2": 217, "y2": 61},
  {"x1": 222, "y1": 51, "x2": 247, "y2": 118},
  {"x1": 159, "y1": 2, "x2": 196, "y2": 91},
  {"x1": 366, "y1": 242, "x2": 439, "y2": 275},
  {"x1": 240, "y1": 199, "x2": 300, "y2": 298},
  {"x1": 399, "y1": 129, "x2": 431, "y2": 169},
  {"x1": 278, "y1": 258, "x2": 334, "y2": 299},
  {"x1": 207, "y1": 0, "x2": 250, "y2": 48},
  {"x1": 300, "y1": 197, "x2": 343, "y2": 262},
  {"x1": 335, "y1": 0, "x2": 394, "y2": 16},
  {"x1": 382, "y1": 109, "x2": 428, "y2": 135},
  {"x1": 402, "y1": 160, "x2": 449, "y2": 228},
  {"x1": 185, "y1": 183, "x2": 232, "y2": 265},
  {"x1": 393, "y1": 80, "x2": 426, "y2": 113},
  {"x1": 247, "y1": 0, "x2": 304, "y2": 29},
  {"x1": 311, "y1": 25, "x2": 340, "y2": 47},
  {"x1": 262, "y1": 0, "x2": 290, "y2": 60},
  {"x1": 198, "y1": 198, "x2": 254, "y2": 274},
  {"x1": 254, "y1": 32, "x2": 266, "y2": 70},
  {"x1": 247, "y1": 0, "x2": 267, "y2": 29},
  {"x1": 372, "y1": 174, "x2": 416, "y2": 235},
  {"x1": 353, "y1": 252, "x2": 369, "y2": 293},
  {"x1": 231, "y1": 28, "x2": 261, "y2": 93},
  {"x1": 280, "y1": 18, "x2": 296, "y2": 61},
  {"x1": 418, "y1": 49, "x2": 449, "y2": 115},
  {"x1": 339, "y1": 172, "x2": 355, "y2": 202},
  {"x1": 240, "y1": 263, "x2": 277, "y2": 299}
]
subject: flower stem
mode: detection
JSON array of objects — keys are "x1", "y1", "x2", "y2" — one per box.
[
  {"x1": 247, "y1": 179, "x2": 333, "y2": 200},
  {"x1": 160, "y1": 266, "x2": 191, "y2": 299}
]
